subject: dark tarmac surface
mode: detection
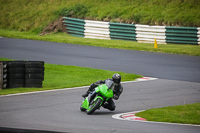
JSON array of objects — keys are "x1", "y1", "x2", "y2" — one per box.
[{"x1": 0, "y1": 38, "x2": 200, "y2": 133}]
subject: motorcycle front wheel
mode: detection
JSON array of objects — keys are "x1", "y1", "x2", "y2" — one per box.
[
  {"x1": 86, "y1": 98, "x2": 102, "y2": 115},
  {"x1": 80, "y1": 106, "x2": 86, "y2": 112}
]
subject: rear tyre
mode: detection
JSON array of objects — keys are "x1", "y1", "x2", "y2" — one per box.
[
  {"x1": 25, "y1": 68, "x2": 44, "y2": 74},
  {"x1": 24, "y1": 84, "x2": 42, "y2": 88},
  {"x1": 25, "y1": 62, "x2": 44, "y2": 68},
  {"x1": 86, "y1": 98, "x2": 102, "y2": 115},
  {"x1": 9, "y1": 74, "x2": 25, "y2": 79},
  {"x1": 8, "y1": 68, "x2": 25, "y2": 74},
  {"x1": 25, "y1": 74, "x2": 44, "y2": 79},
  {"x1": 8, "y1": 84, "x2": 24, "y2": 88},
  {"x1": 9, "y1": 79, "x2": 25, "y2": 84},
  {"x1": 25, "y1": 79, "x2": 43, "y2": 84},
  {"x1": 8, "y1": 62, "x2": 25, "y2": 68}
]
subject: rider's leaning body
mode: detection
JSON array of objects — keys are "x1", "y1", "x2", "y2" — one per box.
[{"x1": 82, "y1": 73, "x2": 123, "y2": 111}]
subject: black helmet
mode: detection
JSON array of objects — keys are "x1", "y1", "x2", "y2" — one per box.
[{"x1": 112, "y1": 73, "x2": 121, "y2": 83}]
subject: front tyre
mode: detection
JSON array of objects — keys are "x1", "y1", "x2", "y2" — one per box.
[
  {"x1": 86, "y1": 98, "x2": 102, "y2": 115},
  {"x1": 80, "y1": 106, "x2": 86, "y2": 112}
]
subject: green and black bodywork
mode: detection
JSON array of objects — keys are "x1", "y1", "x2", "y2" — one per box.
[{"x1": 80, "y1": 80, "x2": 114, "y2": 115}]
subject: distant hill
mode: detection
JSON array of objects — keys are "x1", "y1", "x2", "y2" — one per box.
[{"x1": 0, "y1": 0, "x2": 199, "y2": 33}]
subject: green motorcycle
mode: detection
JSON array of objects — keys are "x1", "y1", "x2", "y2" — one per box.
[{"x1": 80, "y1": 80, "x2": 114, "y2": 115}]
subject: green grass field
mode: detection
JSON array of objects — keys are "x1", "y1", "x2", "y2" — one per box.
[
  {"x1": 0, "y1": 58, "x2": 142, "y2": 95},
  {"x1": 136, "y1": 103, "x2": 200, "y2": 125}
]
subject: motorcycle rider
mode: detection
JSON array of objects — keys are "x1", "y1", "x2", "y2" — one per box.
[{"x1": 82, "y1": 73, "x2": 123, "y2": 111}]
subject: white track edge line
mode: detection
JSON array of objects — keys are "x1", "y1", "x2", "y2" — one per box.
[
  {"x1": 112, "y1": 110, "x2": 200, "y2": 127},
  {"x1": 0, "y1": 77, "x2": 157, "y2": 97}
]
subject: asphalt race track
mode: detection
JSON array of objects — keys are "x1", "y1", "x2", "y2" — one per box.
[
  {"x1": 0, "y1": 38, "x2": 200, "y2": 133},
  {"x1": 0, "y1": 38, "x2": 200, "y2": 82}
]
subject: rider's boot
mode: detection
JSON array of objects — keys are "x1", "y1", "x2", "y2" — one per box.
[{"x1": 102, "y1": 103, "x2": 115, "y2": 111}]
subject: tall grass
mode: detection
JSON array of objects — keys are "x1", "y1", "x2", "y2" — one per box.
[
  {"x1": 0, "y1": 0, "x2": 79, "y2": 33},
  {"x1": 0, "y1": 0, "x2": 199, "y2": 34}
]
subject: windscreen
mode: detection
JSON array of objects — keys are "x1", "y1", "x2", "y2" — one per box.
[{"x1": 105, "y1": 80, "x2": 115, "y2": 90}]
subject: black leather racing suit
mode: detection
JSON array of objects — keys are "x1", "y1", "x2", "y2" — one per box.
[{"x1": 86, "y1": 78, "x2": 123, "y2": 111}]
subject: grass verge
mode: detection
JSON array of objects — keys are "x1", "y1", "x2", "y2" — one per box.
[
  {"x1": 0, "y1": 57, "x2": 142, "y2": 95},
  {"x1": 136, "y1": 103, "x2": 200, "y2": 125},
  {"x1": 1, "y1": 29, "x2": 200, "y2": 56}
]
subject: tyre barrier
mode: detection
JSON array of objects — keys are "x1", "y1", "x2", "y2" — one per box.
[
  {"x1": 0, "y1": 61, "x2": 44, "y2": 89},
  {"x1": 8, "y1": 61, "x2": 25, "y2": 88},
  {"x1": 0, "y1": 62, "x2": 3, "y2": 89},
  {"x1": 0, "y1": 61, "x2": 9, "y2": 89},
  {"x1": 25, "y1": 61, "x2": 44, "y2": 88},
  {"x1": 63, "y1": 17, "x2": 200, "y2": 45}
]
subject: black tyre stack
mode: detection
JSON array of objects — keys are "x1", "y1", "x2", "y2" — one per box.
[
  {"x1": 25, "y1": 61, "x2": 44, "y2": 88},
  {"x1": 0, "y1": 62, "x2": 4, "y2": 89},
  {"x1": 0, "y1": 62, "x2": 2, "y2": 89},
  {"x1": 0, "y1": 62, "x2": 9, "y2": 89},
  {"x1": 8, "y1": 61, "x2": 25, "y2": 88},
  {"x1": 0, "y1": 61, "x2": 44, "y2": 89}
]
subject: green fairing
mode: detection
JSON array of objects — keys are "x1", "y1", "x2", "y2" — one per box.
[
  {"x1": 95, "y1": 84, "x2": 113, "y2": 100},
  {"x1": 81, "y1": 82, "x2": 114, "y2": 114},
  {"x1": 81, "y1": 97, "x2": 89, "y2": 109}
]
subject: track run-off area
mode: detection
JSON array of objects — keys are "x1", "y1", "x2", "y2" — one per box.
[{"x1": 0, "y1": 38, "x2": 200, "y2": 133}]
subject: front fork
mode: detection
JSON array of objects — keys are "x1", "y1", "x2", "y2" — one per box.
[
  {"x1": 82, "y1": 92, "x2": 105, "y2": 109},
  {"x1": 81, "y1": 91, "x2": 98, "y2": 109}
]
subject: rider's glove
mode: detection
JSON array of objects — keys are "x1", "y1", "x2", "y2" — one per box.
[{"x1": 113, "y1": 95, "x2": 119, "y2": 100}]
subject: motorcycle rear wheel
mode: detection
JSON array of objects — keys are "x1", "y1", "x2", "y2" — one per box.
[{"x1": 86, "y1": 98, "x2": 102, "y2": 115}]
